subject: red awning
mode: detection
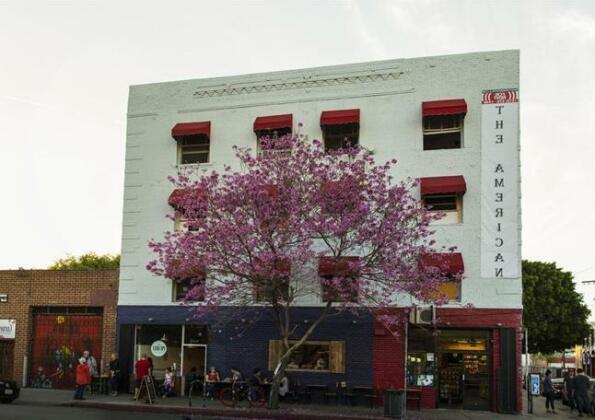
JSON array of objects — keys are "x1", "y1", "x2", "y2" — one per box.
[
  {"x1": 422, "y1": 99, "x2": 467, "y2": 117},
  {"x1": 320, "y1": 109, "x2": 360, "y2": 126},
  {"x1": 168, "y1": 188, "x2": 207, "y2": 209},
  {"x1": 253, "y1": 114, "x2": 293, "y2": 132},
  {"x1": 171, "y1": 122, "x2": 211, "y2": 140},
  {"x1": 421, "y1": 253, "x2": 464, "y2": 275},
  {"x1": 420, "y1": 176, "x2": 466, "y2": 196},
  {"x1": 318, "y1": 256, "x2": 360, "y2": 276}
]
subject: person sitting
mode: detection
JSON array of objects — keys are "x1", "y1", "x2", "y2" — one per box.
[
  {"x1": 161, "y1": 367, "x2": 175, "y2": 398},
  {"x1": 205, "y1": 366, "x2": 220, "y2": 399},
  {"x1": 249, "y1": 368, "x2": 265, "y2": 401},
  {"x1": 279, "y1": 374, "x2": 290, "y2": 399},
  {"x1": 185, "y1": 367, "x2": 202, "y2": 396}
]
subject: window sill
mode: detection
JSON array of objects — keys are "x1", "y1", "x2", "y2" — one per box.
[{"x1": 176, "y1": 162, "x2": 214, "y2": 169}]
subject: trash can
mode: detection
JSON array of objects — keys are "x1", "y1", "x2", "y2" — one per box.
[{"x1": 384, "y1": 388, "x2": 405, "y2": 418}]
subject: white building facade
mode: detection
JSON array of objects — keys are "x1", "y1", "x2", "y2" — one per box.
[{"x1": 118, "y1": 50, "x2": 522, "y2": 413}]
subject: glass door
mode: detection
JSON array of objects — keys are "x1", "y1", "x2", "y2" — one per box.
[{"x1": 462, "y1": 353, "x2": 490, "y2": 410}]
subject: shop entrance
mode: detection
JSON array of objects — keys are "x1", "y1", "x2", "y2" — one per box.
[
  {"x1": 437, "y1": 330, "x2": 490, "y2": 411},
  {"x1": 0, "y1": 340, "x2": 14, "y2": 379}
]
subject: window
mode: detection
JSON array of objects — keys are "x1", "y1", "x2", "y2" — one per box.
[
  {"x1": 432, "y1": 280, "x2": 461, "y2": 301},
  {"x1": 323, "y1": 124, "x2": 359, "y2": 151},
  {"x1": 268, "y1": 339, "x2": 345, "y2": 373},
  {"x1": 423, "y1": 194, "x2": 462, "y2": 224},
  {"x1": 179, "y1": 135, "x2": 210, "y2": 164},
  {"x1": 420, "y1": 176, "x2": 466, "y2": 225},
  {"x1": 423, "y1": 114, "x2": 463, "y2": 150},
  {"x1": 254, "y1": 114, "x2": 293, "y2": 155},
  {"x1": 253, "y1": 277, "x2": 290, "y2": 302},
  {"x1": 174, "y1": 215, "x2": 199, "y2": 232},
  {"x1": 173, "y1": 278, "x2": 205, "y2": 302},
  {"x1": 320, "y1": 276, "x2": 358, "y2": 303}
]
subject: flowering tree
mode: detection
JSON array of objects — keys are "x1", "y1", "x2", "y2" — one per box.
[{"x1": 148, "y1": 133, "x2": 457, "y2": 408}]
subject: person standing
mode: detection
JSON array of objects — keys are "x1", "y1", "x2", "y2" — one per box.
[
  {"x1": 563, "y1": 371, "x2": 575, "y2": 413},
  {"x1": 109, "y1": 353, "x2": 121, "y2": 396},
  {"x1": 574, "y1": 368, "x2": 590, "y2": 417},
  {"x1": 543, "y1": 370, "x2": 557, "y2": 414},
  {"x1": 134, "y1": 354, "x2": 151, "y2": 400},
  {"x1": 83, "y1": 351, "x2": 97, "y2": 378},
  {"x1": 74, "y1": 357, "x2": 90, "y2": 400}
]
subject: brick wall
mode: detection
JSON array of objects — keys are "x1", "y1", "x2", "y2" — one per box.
[
  {"x1": 372, "y1": 309, "x2": 408, "y2": 393},
  {"x1": 0, "y1": 269, "x2": 118, "y2": 384}
]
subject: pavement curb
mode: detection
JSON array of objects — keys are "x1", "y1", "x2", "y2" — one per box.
[{"x1": 61, "y1": 401, "x2": 386, "y2": 420}]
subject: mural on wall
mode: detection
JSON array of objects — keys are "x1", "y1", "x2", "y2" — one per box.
[{"x1": 29, "y1": 314, "x2": 102, "y2": 389}]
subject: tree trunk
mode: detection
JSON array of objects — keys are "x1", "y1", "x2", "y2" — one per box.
[{"x1": 267, "y1": 353, "x2": 292, "y2": 409}]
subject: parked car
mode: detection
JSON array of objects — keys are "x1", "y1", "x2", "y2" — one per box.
[{"x1": 0, "y1": 378, "x2": 19, "y2": 403}]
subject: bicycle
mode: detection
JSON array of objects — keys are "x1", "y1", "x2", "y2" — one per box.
[{"x1": 219, "y1": 380, "x2": 266, "y2": 408}]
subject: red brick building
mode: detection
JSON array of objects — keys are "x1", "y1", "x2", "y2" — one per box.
[{"x1": 0, "y1": 269, "x2": 118, "y2": 388}]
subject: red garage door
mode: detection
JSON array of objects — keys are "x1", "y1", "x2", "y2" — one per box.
[{"x1": 30, "y1": 313, "x2": 102, "y2": 389}]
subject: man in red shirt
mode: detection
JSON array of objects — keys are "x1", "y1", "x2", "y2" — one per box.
[{"x1": 134, "y1": 354, "x2": 151, "y2": 400}]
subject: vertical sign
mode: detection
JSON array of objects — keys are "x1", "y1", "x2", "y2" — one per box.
[{"x1": 481, "y1": 89, "x2": 520, "y2": 279}]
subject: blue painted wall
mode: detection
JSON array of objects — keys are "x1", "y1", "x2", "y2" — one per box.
[{"x1": 118, "y1": 305, "x2": 374, "y2": 388}]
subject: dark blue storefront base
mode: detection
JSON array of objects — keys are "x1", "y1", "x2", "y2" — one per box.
[{"x1": 117, "y1": 305, "x2": 373, "y2": 391}]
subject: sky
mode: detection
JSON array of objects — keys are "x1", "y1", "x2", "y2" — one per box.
[{"x1": 0, "y1": 0, "x2": 593, "y2": 307}]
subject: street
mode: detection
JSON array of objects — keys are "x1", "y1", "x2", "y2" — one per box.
[{"x1": 0, "y1": 403, "x2": 239, "y2": 420}]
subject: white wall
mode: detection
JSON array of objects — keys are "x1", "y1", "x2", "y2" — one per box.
[{"x1": 119, "y1": 50, "x2": 521, "y2": 309}]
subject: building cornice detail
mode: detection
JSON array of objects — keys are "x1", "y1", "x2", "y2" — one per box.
[{"x1": 192, "y1": 69, "x2": 406, "y2": 98}]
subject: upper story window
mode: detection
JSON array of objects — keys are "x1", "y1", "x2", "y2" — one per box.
[
  {"x1": 320, "y1": 109, "x2": 360, "y2": 152},
  {"x1": 254, "y1": 114, "x2": 293, "y2": 152},
  {"x1": 171, "y1": 121, "x2": 211, "y2": 164},
  {"x1": 318, "y1": 256, "x2": 360, "y2": 303},
  {"x1": 420, "y1": 176, "x2": 466, "y2": 225},
  {"x1": 173, "y1": 277, "x2": 205, "y2": 302},
  {"x1": 422, "y1": 99, "x2": 467, "y2": 150},
  {"x1": 421, "y1": 252, "x2": 464, "y2": 302}
]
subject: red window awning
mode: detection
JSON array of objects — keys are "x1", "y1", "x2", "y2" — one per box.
[
  {"x1": 171, "y1": 122, "x2": 211, "y2": 140},
  {"x1": 320, "y1": 109, "x2": 360, "y2": 126},
  {"x1": 421, "y1": 253, "x2": 464, "y2": 275},
  {"x1": 422, "y1": 99, "x2": 467, "y2": 117},
  {"x1": 165, "y1": 258, "x2": 206, "y2": 280},
  {"x1": 253, "y1": 114, "x2": 293, "y2": 132},
  {"x1": 168, "y1": 188, "x2": 207, "y2": 210},
  {"x1": 420, "y1": 176, "x2": 466, "y2": 196},
  {"x1": 318, "y1": 256, "x2": 360, "y2": 276}
]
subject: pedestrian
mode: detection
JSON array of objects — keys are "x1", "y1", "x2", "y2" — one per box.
[
  {"x1": 109, "y1": 353, "x2": 121, "y2": 396},
  {"x1": 83, "y1": 350, "x2": 97, "y2": 377},
  {"x1": 574, "y1": 368, "x2": 590, "y2": 417},
  {"x1": 74, "y1": 357, "x2": 90, "y2": 400},
  {"x1": 563, "y1": 370, "x2": 575, "y2": 413},
  {"x1": 543, "y1": 369, "x2": 557, "y2": 414},
  {"x1": 134, "y1": 354, "x2": 151, "y2": 400}
]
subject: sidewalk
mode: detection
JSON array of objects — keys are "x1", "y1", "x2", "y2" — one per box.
[{"x1": 15, "y1": 387, "x2": 572, "y2": 419}]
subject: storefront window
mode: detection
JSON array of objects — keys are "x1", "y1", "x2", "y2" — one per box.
[
  {"x1": 407, "y1": 326, "x2": 436, "y2": 386},
  {"x1": 137, "y1": 325, "x2": 182, "y2": 379},
  {"x1": 268, "y1": 339, "x2": 345, "y2": 373}
]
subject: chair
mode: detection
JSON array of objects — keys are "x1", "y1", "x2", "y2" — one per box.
[{"x1": 352, "y1": 386, "x2": 375, "y2": 407}]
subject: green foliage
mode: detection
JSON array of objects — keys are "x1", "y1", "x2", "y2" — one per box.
[
  {"x1": 48, "y1": 253, "x2": 120, "y2": 270},
  {"x1": 523, "y1": 260, "x2": 590, "y2": 354}
]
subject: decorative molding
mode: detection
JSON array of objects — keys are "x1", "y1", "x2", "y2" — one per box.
[
  {"x1": 192, "y1": 70, "x2": 406, "y2": 98},
  {"x1": 179, "y1": 87, "x2": 415, "y2": 114}
]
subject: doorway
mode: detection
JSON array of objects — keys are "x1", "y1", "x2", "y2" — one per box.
[
  {"x1": 437, "y1": 330, "x2": 491, "y2": 411},
  {"x1": 0, "y1": 340, "x2": 14, "y2": 379},
  {"x1": 181, "y1": 345, "x2": 206, "y2": 396}
]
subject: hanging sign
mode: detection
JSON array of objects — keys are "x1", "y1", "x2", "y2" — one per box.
[
  {"x1": 480, "y1": 89, "x2": 520, "y2": 279},
  {"x1": 150, "y1": 340, "x2": 167, "y2": 357},
  {"x1": 0, "y1": 319, "x2": 16, "y2": 339}
]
